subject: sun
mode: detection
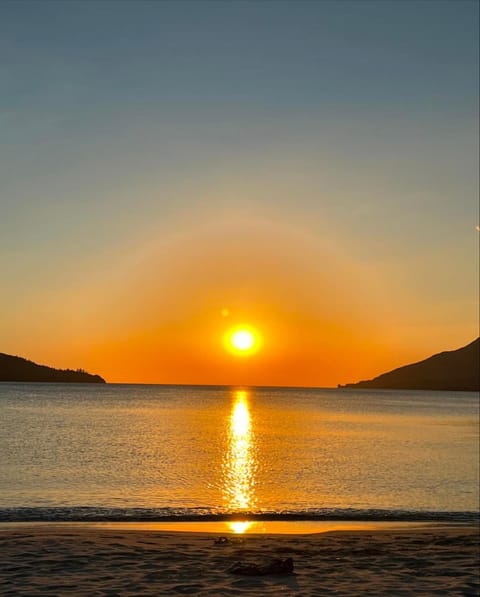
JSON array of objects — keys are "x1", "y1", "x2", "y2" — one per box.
[
  {"x1": 225, "y1": 326, "x2": 261, "y2": 356},
  {"x1": 232, "y1": 330, "x2": 254, "y2": 351}
]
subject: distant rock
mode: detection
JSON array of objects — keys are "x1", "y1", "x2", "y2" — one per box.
[
  {"x1": 339, "y1": 338, "x2": 479, "y2": 392},
  {"x1": 0, "y1": 353, "x2": 106, "y2": 383}
]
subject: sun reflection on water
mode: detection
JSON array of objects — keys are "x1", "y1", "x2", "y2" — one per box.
[
  {"x1": 222, "y1": 390, "x2": 257, "y2": 521},
  {"x1": 227, "y1": 520, "x2": 254, "y2": 534}
]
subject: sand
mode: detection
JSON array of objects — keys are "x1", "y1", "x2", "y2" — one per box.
[{"x1": 0, "y1": 524, "x2": 478, "y2": 596}]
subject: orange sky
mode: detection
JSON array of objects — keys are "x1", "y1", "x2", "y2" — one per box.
[{"x1": 4, "y1": 212, "x2": 477, "y2": 386}]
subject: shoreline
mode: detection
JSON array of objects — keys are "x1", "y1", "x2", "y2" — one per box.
[
  {"x1": 1, "y1": 523, "x2": 478, "y2": 596},
  {"x1": 2, "y1": 506, "x2": 477, "y2": 525},
  {"x1": 0, "y1": 519, "x2": 474, "y2": 535}
]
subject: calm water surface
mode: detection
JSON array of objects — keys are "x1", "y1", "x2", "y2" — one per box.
[{"x1": 0, "y1": 384, "x2": 478, "y2": 521}]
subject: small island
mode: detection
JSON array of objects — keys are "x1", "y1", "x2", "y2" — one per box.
[
  {"x1": 340, "y1": 338, "x2": 479, "y2": 392},
  {"x1": 0, "y1": 353, "x2": 106, "y2": 383}
]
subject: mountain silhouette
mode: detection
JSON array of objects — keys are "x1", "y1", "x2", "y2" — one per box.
[
  {"x1": 340, "y1": 338, "x2": 479, "y2": 391},
  {"x1": 0, "y1": 353, "x2": 106, "y2": 383}
]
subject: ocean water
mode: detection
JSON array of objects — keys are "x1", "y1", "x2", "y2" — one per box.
[{"x1": 0, "y1": 384, "x2": 478, "y2": 523}]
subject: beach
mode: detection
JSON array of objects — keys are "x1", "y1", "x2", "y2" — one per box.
[{"x1": 0, "y1": 524, "x2": 478, "y2": 596}]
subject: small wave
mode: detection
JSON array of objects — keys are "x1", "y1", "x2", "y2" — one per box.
[{"x1": 0, "y1": 507, "x2": 477, "y2": 524}]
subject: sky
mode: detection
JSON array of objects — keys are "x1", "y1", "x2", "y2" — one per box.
[{"x1": 1, "y1": 0, "x2": 478, "y2": 386}]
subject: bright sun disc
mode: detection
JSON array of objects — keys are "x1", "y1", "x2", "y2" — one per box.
[
  {"x1": 232, "y1": 330, "x2": 254, "y2": 351},
  {"x1": 225, "y1": 326, "x2": 261, "y2": 356}
]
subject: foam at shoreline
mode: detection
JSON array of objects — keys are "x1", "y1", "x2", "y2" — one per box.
[{"x1": 1, "y1": 506, "x2": 478, "y2": 524}]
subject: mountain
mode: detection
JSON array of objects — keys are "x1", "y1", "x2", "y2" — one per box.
[
  {"x1": 340, "y1": 338, "x2": 479, "y2": 391},
  {"x1": 0, "y1": 353, "x2": 106, "y2": 383}
]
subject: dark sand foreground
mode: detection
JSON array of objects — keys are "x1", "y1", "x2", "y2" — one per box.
[{"x1": 0, "y1": 525, "x2": 478, "y2": 596}]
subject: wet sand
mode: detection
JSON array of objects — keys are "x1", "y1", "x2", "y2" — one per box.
[{"x1": 0, "y1": 524, "x2": 478, "y2": 596}]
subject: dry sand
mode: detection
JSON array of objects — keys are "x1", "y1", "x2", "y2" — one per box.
[{"x1": 0, "y1": 524, "x2": 478, "y2": 596}]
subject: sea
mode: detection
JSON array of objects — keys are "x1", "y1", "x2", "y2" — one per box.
[{"x1": 0, "y1": 384, "x2": 478, "y2": 525}]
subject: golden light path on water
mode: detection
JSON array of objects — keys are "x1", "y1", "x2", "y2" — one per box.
[{"x1": 223, "y1": 390, "x2": 257, "y2": 534}]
